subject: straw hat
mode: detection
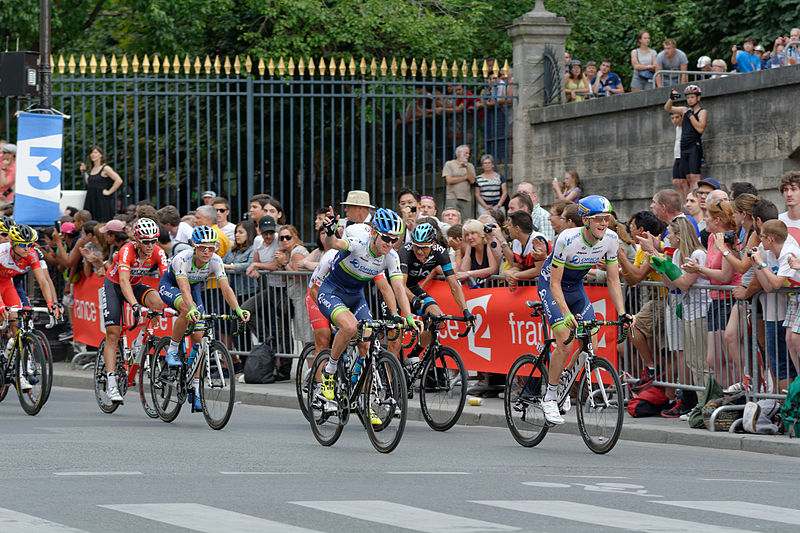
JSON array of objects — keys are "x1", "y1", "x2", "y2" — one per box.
[{"x1": 341, "y1": 190, "x2": 374, "y2": 209}]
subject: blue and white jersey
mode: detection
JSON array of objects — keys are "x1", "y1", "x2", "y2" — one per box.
[
  {"x1": 162, "y1": 248, "x2": 226, "y2": 285},
  {"x1": 539, "y1": 227, "x2": 619, "y2": 288},
  {"x1": 327, "y1": 235, "x2": 403, "y2": 290}
]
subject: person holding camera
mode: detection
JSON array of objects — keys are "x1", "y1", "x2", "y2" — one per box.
[
  {"x1": 490, "y1": 211, "x2": 549, "y2": 290},
  {"x1": 454, "y1": 219, "x2": 498, "y2": 286},
  {"x1": 730, "y1": 37, "x2": 761, "y2": 73},
  {"x1": 664, "y1": 85, "x2": 708, "y2": 192},
  {"x1": 442, "y1": 145, "x2": 475, "y2": 220}
]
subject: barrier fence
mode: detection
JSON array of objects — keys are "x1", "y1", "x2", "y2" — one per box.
[{"x1": 66, "y1": 270, "x2": 794, "y2": 404}]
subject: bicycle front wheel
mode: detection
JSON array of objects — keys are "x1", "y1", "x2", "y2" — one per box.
[
  {"x1": 200, "y1": 341, "x2": 236, "y2": 430},
  {"x1": 307, "y1": 349, "x2": 346, "y2": 447},
  {"x1": 365, "y1": 350, "x2": 407, "y2": 453},
  {"x1": 17, "y1": 337, "x2": 48, "y2": 416},
  {"x1": 137, "y1": 338, "x2": 160, "y2": 419},
  {"x1": 576, "y1": 356, "x2": 624, "y2": 454},
  {"x1": 295, "y1": 342, "x2": 316, "y2": 422},
  {"x1": 419, "y1": 346, "x2": 467, "y2": 431},
  {"x1": 150, "y1": 337, "x2": 183, "y2": 423},
  {"x1": 504, "y1": 354, "x2": 549, "y2": 447},
  {"x1": 94, "y1": 340, "x2": 123, "y2": 414}
]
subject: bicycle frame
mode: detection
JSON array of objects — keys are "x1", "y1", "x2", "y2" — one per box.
[{"x1": 405, "y1": 314, "x2": 470, "y2": 385}]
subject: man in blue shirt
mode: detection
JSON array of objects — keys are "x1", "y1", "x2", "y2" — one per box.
[
  {"x1": 731, "y1": 37, "x2": 761, "y2": 73},
  {"x1": 591, "y1": 59, "x2": 624, "y2": 96}
]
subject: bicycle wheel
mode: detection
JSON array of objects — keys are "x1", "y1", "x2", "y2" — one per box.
[
  {"x1": 30, "y1": 330, "x2": 53, "y2": 404},
  {"x1": 419, "y1": 346, "x2": 467, "y2": 431},
  {"x1": 94, "y1": 340, "x2": 124, "y2": 414},
  {"x1": 137, "y1": 338, "x2": 160, "y2": 419},
  {"x1": 365, "y1": 350, "x2": 407, "y2": 453},
  {"x1": 200, "y1": 341, "x2": 236, "y2": 430},
  {"x1": 17, "y1": 337, "x2": 48, "y2": 416},
  {"x1": 149, "y1": 337, "x2": 183, "y2": 423},
  {"x1": 504, "y1": 354, "x2": 549, "y2": 447},
  {"x1": 0, "y1": 354, "x2": 9, "y2": 402},
  {"x1": 306, "y1": 349, "x2": 346, "y2": 446},
  {"x1": 575, "y1": 356, "x2": 624, "y2": 454},
  {"x1": 295, "y1": 342, "x2": 316, "y2": 422}
]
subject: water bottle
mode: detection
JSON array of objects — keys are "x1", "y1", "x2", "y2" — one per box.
[
  {"x1": 351, "y1": 357, "x2": 364, "y2": 384},
  {"x1": 187, "y1": 343, "x2": 199, "y2": 366}
]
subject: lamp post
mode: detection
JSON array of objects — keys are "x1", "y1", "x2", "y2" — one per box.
[{"x1": 39, "y1": 0, "x2": 52, "y2": 109}]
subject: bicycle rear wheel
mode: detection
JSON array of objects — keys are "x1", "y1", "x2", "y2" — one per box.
[
  {"x1": 365, "y1": 350, "x2": 407, "y2": 453},
  {"x1": 30, "y1": 330, "x2": 53, "y2": 404},
  {"x1": 94, "y1": 340, "x2": 124, "y2": 414},
  {"x1": 504, "y1": 354, "x2": 549, "y2": 447},
  {"x1": 307, "y1": 349, "x2": 346, "y2": 446},
  {"x1": 295, "y1": 342, "x2": 316, "y2": 422},
  {"x1": 137, "y1": 338, "x2": 160, "y2": 419},
  {"x1": 149, "y1": 337, "x2": 183, "y2": 423},
  {"x1": 200, "y1": 341, "x2": 236, "y2": 430},
  {"x1": 17, "y1": 337, "x2": 48, "y2": 416},
  {"x1": 419, "y1": 346, "x2": 467, "y2": 431},
  {"x1": 576, "y1": 356, "x2": 624, "y2": 454}
]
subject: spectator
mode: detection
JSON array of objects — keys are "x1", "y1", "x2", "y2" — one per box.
[
  {"x1": 441, "y1": 207, "x2": 462, "y2": 226},
  {"x1": 265, "y1": 197, "x2": 287, "y2": 225},
  {"x1": 221, "y1": 219, "x2": 257, "y2": 375},
  {"x1": 731, "y1": 182, "x2": 759, "y2": 200},
  {"x1": 552, "y1": 170, "x2": 582, "y2": 203},
  {"x1": 591, "y1": 58, "x2": 624, "y2": 96},
  {"x1": 248, "y1": 193, "x2": 270, "y2": 224},
  {"x1": 549, "y1": 199, "x2": 570, "y2": 238},
  {"x1": 731, "y1": 37, "x2": 761, "y2": 73},
  {"x1": 78, "y1": 221, "x2": 105, "y2": 278},
  {"x1": 134, "y1": 204, "x2": 158, "y2": 222},
  {"x1": 213, "y1": 197, "x2": 236, "y2": 241},
  {"x1": 684, "y1": 189, "x2": 704, "y2": 230},
  {"x1": 418, "y1": 196, "x2": 437, "y2": 217},
  {"x1": 340, "y1": 190, "x2": 374, "y2": 228},
  {"x1": 779, "y1": 171, "x2": 800, "y2": 243},
  {"x1": 655, "y1": 38, "x2": 688, "y2": 87},
  {"x1": 495, "y1": 211, "x2": 549, "y2": 287},
  {"x1": 630, "y1": 31, "x2": 657, "y2": 92},
  {"x1": 201, "y1": 190, "x2": 216, "y2": 206},
  {"x1": 80, "y1": 146, "x2": 123, "y2": 222},
  {"x1": 697, "y1": 55, "x2": 712, "y2": 72},
  {"x1": 766, "y1": 40, "x2": 786, "y2": 68},
  {"x1": 710, "y1": 59, "x2": 728, "y2": 77},
  {"x1": 516, "y1": 181, "x2": 555, "y2": 240},
  {"x1": 442, "y1": 145, "x2": 475, "y2": 219},
  {"x1": 507, "y1": 192, "x2": 532, "y2": 216},
  {"x1": 665, "y1": 86, "x2": 708, "y2": 192},
  {"x1": 668, "y1": 110, "x2": 687, "y2": 202},
  {"x1": 564, "y1": 50, "x2": 571, "y2": 73},
  {"x1": 483, "y1": 66, "x2": 512, "y2": 163},
  {"x1": 786, "y1": 28, "x2": 800, "y2": 65},
  {"x1": 584, "y1": 61, "x2": 598, "y2": 86},
  {"x1": 195, "y1": 205, "x2": 231, "y2": 260},
  {"x1": 455, "y1": 219, "x2": 499, "y2": 286},
  {"x1": 565, "y1": 60, "x2": 590, "y2": 102},
  {"x1": 474, "y1": 154, "x2": 507, "y2": 215},
  {"x1": 277, "y1": 224, "x2": 312, "y2": 377},
  {"x1": 157, "y1": 205, "x2": 194, "y2": 246},
  {"x1": 397, "y1": 188, "x2": 420, "y2": 244},
  {"x1": 446, "y1": 223, "x2": 466, "y2": 267},
  {"x1": 754, "y1": 44, "x2": 768, "y2": 69},
  {"x1": 561, "y1": 203, "x2": 583, "y2": 228},
  {"x1": 0, "y1": 143, "x2": 15, "y2": 203}
]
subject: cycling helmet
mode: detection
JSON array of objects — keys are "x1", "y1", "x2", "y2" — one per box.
[
  {"x1": 8, "y1": 223, "x2": 37, "y2": 244},
  {"x1": 133, "y1": 217, "x2": 160, "y2": 240},
  {"x1": 372, "y1": 208, "x2": 404, "y2": 236},
  {"x1": 578, "y1": 195, "x2": 613, "y2": 218},
  {"x1": 411, "y1": 223, "x2": 436, "y2": 245},
  {"x1": 191, "y1": 225, "x2": 218, "y2": 245},
  {"x1": 0, "y1": 216, "x2": 14, "y2": 233},
  {"x1": 684, "y1": 84, "x2": 701, "y2": 96}
]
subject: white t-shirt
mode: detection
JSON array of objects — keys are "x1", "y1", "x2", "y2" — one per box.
[
  {"x1": 675, "y1": 248, "x2": 710, "y2": 320},
  {"x1": 779, "y1": 212, "x2": 800, "y2": 245},
  {"x1": 253, "y1": 234, "x2": 284, "y2": 287},
  {"x1": 759, "y1": 239, "x2": 792, "y2": 321},
  {"x1": 673, "y1": 126, "x2": 682, "y2": 159},
  {"x1": 173, "y1": 221, "x2": 194, "y2": 243},
  {"x1": 218, "y1": 221, "x2": 236, "y2": 242},
  {"x1": 776, "y1": 236, "x2": 800, "y2": 287}
]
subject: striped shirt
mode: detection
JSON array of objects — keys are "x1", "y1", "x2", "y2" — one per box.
[{"x1": 475, "y1": 172, "x2": 506, "y2": 206}]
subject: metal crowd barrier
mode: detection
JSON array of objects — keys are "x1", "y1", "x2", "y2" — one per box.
[{"x1": 654, "y1": 69, "x2": 739, "y2": 87}]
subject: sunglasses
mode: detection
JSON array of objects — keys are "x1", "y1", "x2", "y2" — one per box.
[
  {"x1": 279, "y1": 235, "x2": 292, "y2": 241},
  {"x1": 413, "y1": 243, "x2": 433, "y2": 249},
  {"x1": 378, "y1": 233, "x2": 399, "y2": 244},
  {"x1": 196, "y1": 245, "x2": 216, "y2": 252},
  {"x1": 0, "y1": 232, "x2": 7, "y2": 237},
  {"x1": 216, "y1": 208, "x2": 228, "y2": 213},
  {"x1": 139, "y1": 239, "x2": 157, "y2": 245},
  {"x1": 15, "y1": 242, "x2": 35, "y2": 248},
  {"x1": 421, "y1": 196, "x2": 434, "y2": 201}
]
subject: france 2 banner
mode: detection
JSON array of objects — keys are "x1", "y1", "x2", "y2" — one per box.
[
  {"x1": 13, "y1": 112, "x2": 64, "y2": 226},
  {"x1": 424, "y1": 281, "x2": 619, "y2": 373}
]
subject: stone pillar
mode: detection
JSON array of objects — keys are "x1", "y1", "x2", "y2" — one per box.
[{"x1": 508, "y1": 0, "x2": 571, "y2": 184}]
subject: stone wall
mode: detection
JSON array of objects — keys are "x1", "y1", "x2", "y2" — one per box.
[{"x1": 526, "y1": 65, "x2": 800, "y2": 217}]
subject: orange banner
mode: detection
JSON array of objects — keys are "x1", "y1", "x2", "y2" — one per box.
[
  {"x1": 424, "y1": 280, "x2": 619, "y2": 373},
  {"x1": 72, "y1": 275, "x2": 173, "y2": 347}
]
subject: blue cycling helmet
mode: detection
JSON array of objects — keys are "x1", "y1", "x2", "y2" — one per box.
[
  {"x1": 578, "y1": 195, "x2": 613, "y2": 218},
  {"x1": 191, "y1": 225, "x2": 219, "y2": 245},
  {"x1": 372, "y1": 208, "x2": 404, "y2": 236},
  {"x1": 411, "y1": 223, "x2": 436, "y2": 245}
]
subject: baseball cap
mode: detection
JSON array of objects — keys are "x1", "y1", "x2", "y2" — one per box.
[
  {"x1": 202, "y1": 190, "x2": 216, "y2": 199},
  {"x1": 1, "y1": 144, "x2": 16, "y2": 155},
  {"x1": 258, "y1": 215, "x2": 277, "y2": 233},
  {"x1": 60, "y1": 222, "x2": 78, "y2": 234},
  {"x1": 99, "y1": 219, "x2": 126, "y2": 233},
  {"x1": 697, "y1": 178, "x2": 721, "y2": 190},
  {"x1": 696, "y1": 56, "x2": 712, "y2": 69}
]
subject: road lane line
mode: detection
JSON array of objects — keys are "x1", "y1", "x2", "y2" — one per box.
[
  {"x1": 292, "y1": 500, "x2": 519, "y2": 532},
  {"x1": 101, "y1": 503, "x2": 320, "y2": 533},
  {"x1": 54, "y1": 471, "x2": 142, "y2": 476},
  {"x1": 386, "y1": 471, "x2": 471, "y2": 475},
  {"x1": 699, "y1": 479, "x2": 777, "y2": 483},
  {"x1": 219, "y1": 471, "x2": 308, "y2": 475},
  {"x1": 0, "y1": 507, "x2": 89, "y2": 533},
  {"x1": 472, "y1": 500, "x2": 754, "y2": 533},
  {"x1": 545, "y1": 475, "x2": 630, "y2": 479},
  {"x1": 656, "y1": 501, "x2": 800, "y2": 524}
]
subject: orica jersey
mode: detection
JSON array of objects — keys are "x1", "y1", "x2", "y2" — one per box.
[
  {"x1": 163, "y1": 248, "x2": 226, "y2": 285},
  {"x1": 539, "y1": 227, "x2": 619, "y2": 287},
  {"x1": 327, "y1": 236, "x2": 402, "y2": 289}
]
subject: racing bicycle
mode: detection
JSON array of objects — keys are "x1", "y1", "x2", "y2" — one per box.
[{"x1": 0, "y1": 307, "x2": 52, "y2": 415}]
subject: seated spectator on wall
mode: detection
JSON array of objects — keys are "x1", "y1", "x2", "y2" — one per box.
[
  {"x1": 474, "y1": 154, "x2": 508, "y2": 215},
  {"x1": 552, "y1": 170, "x2": 582, "y2": 203},
  {"x1": 731, "y1": 37, "x2": 761, "y2": 73},
  {"x1": 455, "y1": 219, "x2": 499, "y2": 287},
  {"x1": 0, "y1": 143, "x2": 16, "y2": 204},
  {"x1": 655, "y1": 38, "x2": 688, "y2": 87},
  {"x1": 591, "y1": 59, "x2": 624, "y2": 96},
  {"x1": 565, "y1": 60, "x2": 591, "y2": 102},
  {"x1": 630, "y1": 31, "x2": 657, "y2": 92}
]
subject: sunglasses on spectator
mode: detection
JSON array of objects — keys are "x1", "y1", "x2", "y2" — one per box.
[
  {"x1": 378, "y1": 233, "x2": 399, "y2": 244},
  {"x1": 216, "y1": 208, "x2": 228, "y2": 212},
  {"x1": 421, "y1": 196, "x2": 434, "y2": 201},
  {"x1": 139, "y1": 239, "x2": 157, "y2": 245},
  {"x1": 279, "y1": 235, "x2": 292, "y2": 241}
]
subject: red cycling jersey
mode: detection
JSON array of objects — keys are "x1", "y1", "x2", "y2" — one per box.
[
  {"x1": 0, "y1": 242, "x2": 42, "y2": 280},
  {"x1": 105, "y1": 242, "x2": 168, "y2": 285}
]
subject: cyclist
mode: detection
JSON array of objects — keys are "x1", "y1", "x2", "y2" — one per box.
[
  {"x1": 397, "y1": 222, "x2": 474, "y2": 365},
  {"x1": 317, "y1": 208, "x2": 417, "y2": 416},
  {"x1": 0, "y1": 224, "x2": 63, "y2": 390},
  {"x1": 537, "y1": 195, "x2": 633, "y2": 425},
  {"x1": 158, "y1": 225, "x2": 250, "y2": 411},
  {"x1": 101, "y1": 217, "x2": 169, "y2": 403},
  {"x1": 0, "y1": 216, "x2": 59, "y2": 310}
]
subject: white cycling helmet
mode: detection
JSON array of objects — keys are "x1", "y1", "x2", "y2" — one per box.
[{"x1": 133, "y1": 218, "x2": 160, "y2": 240}]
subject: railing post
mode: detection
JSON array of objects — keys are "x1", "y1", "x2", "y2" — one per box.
[
  {"x1": 246, "y1": 77, "x2": 255, "y2": 207},
  {"x1": 507, "y1": 0, "x2": 570, "y2": 188}
]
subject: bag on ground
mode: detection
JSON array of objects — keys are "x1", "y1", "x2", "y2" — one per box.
[
  {"x1": 627, "y1": 386, "x2": 670, "y2": 417},
  {"x1": 244, "y1": 340, "x2": 276, "y2": 384},
  {"x1": 780, "y1": 376, "x2": 800, "y2": 437},
  {"x1": 688, "y1": 376, "x2": 724, "y2": 429}
]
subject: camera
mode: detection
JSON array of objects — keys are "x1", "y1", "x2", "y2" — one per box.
[
  {"x1": 408, "y1": 205, "x2": 417, "y2": 213},
  {"x1": 669, "y1": 90, "x2": 681, "y2": 101},
  {"x1": 747, "y1": 247, "x2": 758, "y2": 258},
  {"x1": 723, "y1": 230, "x2": 737, "y2": 247},
  {"x1": 484, "y1": 223, "x2": 496, "y2": 233}
]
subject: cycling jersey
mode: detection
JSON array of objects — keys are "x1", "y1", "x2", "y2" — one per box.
[
  {"x1": 398, "y1": 242, "x2": 454, "y2": 293},
  {"x1": 161, "y1": 248, "x2": 227, "y2": 286},
  {"x1": 308, "y1": 249, "x2": 338, "y2": 289},
  {"x1": 326, "y1": 236, "x2": 402, "y2": 290},
  {"x1": 512, "y1": 231, "x2": 550, "y2": 269},
  {"x1": 539, "y1": 227, "x2": 619, "y2": 288},
  {"x1": 0, "y1": 242, "x2": 42, "y2": 280},
  {"x1": 105, "y1": 241, "x2": 169, "y2": 285}
]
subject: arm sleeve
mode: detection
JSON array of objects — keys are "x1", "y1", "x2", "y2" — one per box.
[
  {"x1": 605, "y1": 234, "x2": 619, "y2": 264},
  {"x1": 156, "y1": 248, "x2": 169, "y2": 276},
  {"x1": 385, "y1": 250, "x2": 403, "y2": 280}
]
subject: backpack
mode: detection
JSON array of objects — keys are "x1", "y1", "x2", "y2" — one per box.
[
  {"x1": 701, "y1": 391, "x2": 746, "y2": 431},
  {"x1": 244, "y1": 340, "x2": 276, "y2": 384},
  {"x1": 688, "y1": 376, "x2": 724, "y2": 429},
  {"x1": 627, "y1": 386, "x2": 670, "y2": 417},
  {"x1": 780, "y1": 377, "x2": 800, "y2": 437}
]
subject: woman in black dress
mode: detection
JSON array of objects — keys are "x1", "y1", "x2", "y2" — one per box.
[{"x1": 80, "y1": 146, "x2": 122, "y2": 222}]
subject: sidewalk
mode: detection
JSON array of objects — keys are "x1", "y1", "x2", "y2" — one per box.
[{"x1": 51, "y1": 362, "x2": 799, "y2": 457}]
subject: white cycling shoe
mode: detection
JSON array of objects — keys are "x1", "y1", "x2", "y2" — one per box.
[
  {"x1": 541, "y1": 399, "x2": 565, "y2": 425},
  {"x1": 107, "y1": 385, "x2": 124, "y2": 403},
  {"x1": 18, "y1": 375, "x2": 32, "y2": 392}
]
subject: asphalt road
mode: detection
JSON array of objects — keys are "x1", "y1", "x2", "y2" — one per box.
[{"x1": 1, "y1": 387, "x2": 798, "y2": 533}]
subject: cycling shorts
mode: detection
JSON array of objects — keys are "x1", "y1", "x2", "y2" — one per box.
[
  {"x1": 305, "y1": 288, "x2": 329, "y2": 331},
  {"x1": 102, "y1": 278, "x2": 156, "y2": 327},
  {"x1": 537, "y1": 278, "x2": 595, "y2": 333},
  {"x1": 0, "y1": 278, "x2": 21, "y2": 309},
  {"x1": 316, "y1": 279, "x2": 371, "y2": 325},
  {"x1": 680, "y1": 143, "x2": 702, "y2": 176},
  {"x1": 412, "y1": 291, "x2": 437, "y2": 315},
  {"x1": 158, "y1": 277, "x2": 205, "y2": 324}
]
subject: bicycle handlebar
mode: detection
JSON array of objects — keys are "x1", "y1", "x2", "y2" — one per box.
[
  {"x1": 563, "y1": 318, "x2": 634, "y2": 345},
  {"x1": 7, "y1": 306, "x2": 61, "y2": 329},
  {"x1": 418, "y1": 313, "x2": 474, "y2": 338},
  {"x1": 186, "y1": 314, "x2": 247, "y2": 337},
  {"x1": 127, "y1": 306, "x2": 178, "y2": 331}
]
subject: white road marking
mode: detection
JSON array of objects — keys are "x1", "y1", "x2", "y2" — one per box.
[
  {"x1": 473, "y1": 500, "x2": 755, "y2": 533},
  {"x1": 699, "y1": 478, "x2": 777, "y2": 483},
  {"x1": 292, "y1": 500, "x2": 519, "y2": 532},
  {"x1": 656, "y1": 501, "x2": 800, "y2": 524},
  {"x1": 219, "y1": 471, "x2": 307, "y2": 475},
  {"x1": 101, "y1": 503, "x2": 321, "y2": 533},
  {"x1": 386, "y1": 471, "x2": 471, "y2": 475},
  {"x1": 522, "y1": 482, "x2": 572, "y2": 488},
  {"x1": 0, "y1": 507, "x2": 89, "y2": 533},
  {"x1": 54, "y1": 471, "x2": 142, "y2": 476}
]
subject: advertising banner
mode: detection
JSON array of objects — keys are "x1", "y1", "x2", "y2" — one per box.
[{"x1": 13, "y1": 112, "x2": 64, "y2": 226}]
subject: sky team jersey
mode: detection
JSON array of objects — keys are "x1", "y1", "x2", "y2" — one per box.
[
  {"x1": 0, "y1": 242, "x2": 42, "y2": 280},
  {"x1": 539, "y1": 227, "x2": 619, "y2": 287},
  {"x1": 398, "y1": 242, "x2": 454, "y2": 287},
  {"x1": 327, "y1": 236, "x2": 402, "y2": 290},
  {"x1": 105, "y1": 241, "x2": 169, "y2": 285},
  {"x1": 162, "y1": 248, "x2": 226, "y2": 285}
]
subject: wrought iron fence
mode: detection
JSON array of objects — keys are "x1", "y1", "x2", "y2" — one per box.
[{"x1": 2, "y1": 54, "x2": 516, "y2": 240}]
